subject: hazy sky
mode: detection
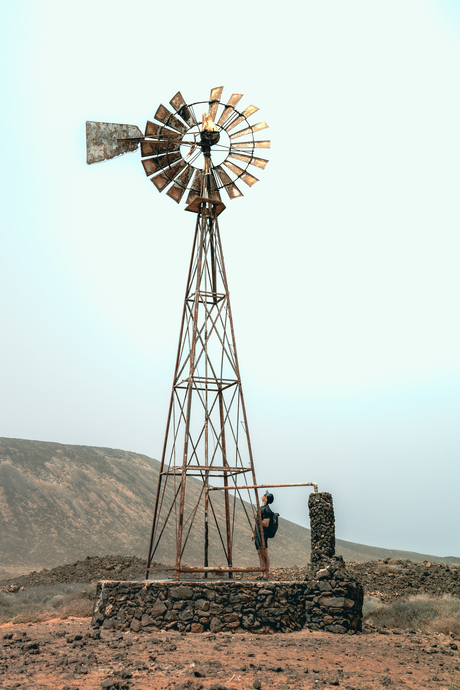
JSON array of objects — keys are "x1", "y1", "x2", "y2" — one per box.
[{"x1": 1, "y1": 0, "x2": 459, "y2": 558}]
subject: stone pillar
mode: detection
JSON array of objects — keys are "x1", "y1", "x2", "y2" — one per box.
[{"x1": 308, "y1": 491, "x2": 335, "y2": 567}]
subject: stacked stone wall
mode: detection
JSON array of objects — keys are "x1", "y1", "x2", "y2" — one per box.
[
  {"x1": 92, "y1": 580, "x2": 308, "y2": 635},
  {"x1": 308, "y1": 491, "x2": 335, "y2": 567},
  {"x1": 304, "y1": 555, "x2": 363, "y2": 633}
]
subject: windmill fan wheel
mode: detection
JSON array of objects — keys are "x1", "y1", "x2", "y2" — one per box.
[{"x1": 140, "y1": 86, "x2": 270, "y2": 206}]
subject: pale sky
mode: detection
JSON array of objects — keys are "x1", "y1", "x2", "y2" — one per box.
[{"x1": 1, "y1": 0, "x2": 459, "y2": 558}]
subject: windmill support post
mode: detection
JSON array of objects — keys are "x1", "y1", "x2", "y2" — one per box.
[{"x1": 145, "y1": 197, "x2": 264, "y2": 581}]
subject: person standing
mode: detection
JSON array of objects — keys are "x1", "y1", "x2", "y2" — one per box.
[{"x1": 251, "y1": 490, "x2": 274, "y2": 579}]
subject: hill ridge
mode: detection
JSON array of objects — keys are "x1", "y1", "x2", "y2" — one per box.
[{"x1": 0, "y1": 437, "x2": 458, "y2": 579}]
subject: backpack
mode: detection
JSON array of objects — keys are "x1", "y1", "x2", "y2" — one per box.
[{"x1": 266, "y1": 508, "x2": 279, "y2": 539}]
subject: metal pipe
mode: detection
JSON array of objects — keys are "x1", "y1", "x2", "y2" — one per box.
[
  {"x1": 148, "y1": 566, "x2": 265, "y2": 573},
  {"x1": 208, "y1": 482, "x2": 319, "y2": 492}
]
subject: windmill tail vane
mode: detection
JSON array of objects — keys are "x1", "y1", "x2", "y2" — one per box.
[{"x1": 86, "y1": 87, "x2": 277, "y2": 581}]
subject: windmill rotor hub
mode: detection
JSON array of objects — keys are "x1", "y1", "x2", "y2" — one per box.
[{"x1": 200, "y1": 128, "x2": 220, "y2": 156}]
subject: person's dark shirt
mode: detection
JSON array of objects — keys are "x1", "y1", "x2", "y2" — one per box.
[{"x1": 255, "y1": 504, "x2": 272, "y2": 544}]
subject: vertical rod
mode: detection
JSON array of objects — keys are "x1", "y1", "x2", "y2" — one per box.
[
  {"x1": 204, "y1": 210, "x2": 209, "y2": 576},
  {"x1": 145, "y1": 219, "x2": 200, "y2": 579},
  {"x1": 209, "y1": 216, "x2": 218, "y2": 306},
  {"x1": 218, "y1": 385, "x2": 233, "y2": 576},
  {"x1": 204, "y1": 479, "x2": 209, "y2": 575},
  {"x1": 175, "y1": 206, "x2": 206, "y2": 580},
  {"x1": 213, "y1": 217, "x2": 268, "y2": 579}
]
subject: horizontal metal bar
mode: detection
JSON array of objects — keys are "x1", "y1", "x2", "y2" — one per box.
[
  {"x1": 186, "y1": 291, "x2": 226, "y2": 303},
  {"x1": 208, "y1": 482, "x2": 319, "y2": 492},
  {"x1": 174, "y1": 376, "x2": 238, "y2": 392},
  {"x1": 161, "y1": 465, "x2": 251, "y2": 476},
  {"x1": 117, "y1": 136, "x2": 195, "y2": 145},
  {"x1": 148, "y1": 566, "x2": 265, "y2": 573}
]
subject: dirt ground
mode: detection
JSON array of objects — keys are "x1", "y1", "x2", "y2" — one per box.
[
  {"x1": 2, "y1": 616, "x2": 460, "y2": 690},
  {"x1": 2, "y1": 558, "x2": 460, "y2": 689}
]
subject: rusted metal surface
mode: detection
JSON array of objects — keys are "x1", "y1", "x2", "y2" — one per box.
[
  {"x1": 228, "y1": 152, "x2": 269, "y2": 169},
  {"x1": 145, "y1": 121, "x2": 182, "y2": 139},
  {"x1": 223, "y1": 160, "x2": 259, "y2": 186},
  {"x1": 207, "y1": 169, "x2": 222, "y2": 204},
  {"x1": 154, "y1": 104, "x2": 188, "y2": 133},
  {"x1": 229, "y1": 121, "x2": 269, "y2": 140},
  {"x1": 209, "y1": 482, "x2": 319, "y2": 492},
  {"x1": 169, "y1": 91, "x2": 197, "y2": 127},
  {"x1": 141, "y1": 151, "x2": 182, "y2": 175},
  {"x1": 224, "y1": 105, "x2": 259, "y2": 133},
  {"x1": 161, "y1": 465, "x2": 250, "y2": 475},
  {"x1": 166, "y1": 165, "x2": 194, "y2": 203},
  {"x1": 141, "y1": 140, "x2": 180, "y2": 157},
  {"x1": 185, "y1": 169, "x2": 203, "y2": 206},
  {"x1": 141, "y1": 158, "x2": 160, "y2": 176},
  {"x1": 217, "y1": 93, "x2": 243, "y2": 127},
  {"x1": 151, "y1": 159, "x2": 187, "y2": 191},
  {"x1": 86, "y1": 121, "x2": 143, "y2": 164},
  {"x1": 148, "y1": 566, "x2": 265, "y2": 573},
  {"x1": 232, "y1": 140, "x2": 271, "y2": 149},
  {"x1": 208, "y1": 86, "x2": 223, "y2": 121},
  {"x1": 184, "y1": 196, "x2": 226, "y2": 216},
  {"x1": 214, "y1": 166, "x2": 243, "y2": 200}
]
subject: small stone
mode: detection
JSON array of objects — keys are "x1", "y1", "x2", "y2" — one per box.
[
  {"x1": 210, "y1": 617, "x2": 223, "y2": 633},
  {"x1": 150, "y1": 599, "x2": 167, "y2": 618},
  {"x1": 170, "y1": 585, "x2": 194, "y2": 600},
  {"x1": 190, "y1": 623, "x2": 204, "y2": 633},
  {"x1": 179, "y1": 607, "x2": 194, "y2": 622},
  {"x1": 141, "y1": 614, "x2": 155, "y2": 627},
  {"x1": 130, "y1": 619, "x2": 142, "y2": 632}
]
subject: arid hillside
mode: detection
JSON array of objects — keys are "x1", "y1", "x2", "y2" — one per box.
[{"x1": 1, "y1": 437, "x2": 458, "y2": 579}]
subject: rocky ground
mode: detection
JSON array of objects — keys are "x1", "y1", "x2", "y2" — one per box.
[
  {"x1": 2, "y1": 556, "x2": 460, "y2": 603},
  {"x1": 1, "y1": 556, "x2": 460, "y2": 689},
  {"x1": 1, "y1": 617, "x2": 460, "y2": 690},
  {"x1": 271, "y1": 560, "x2": 460, "y2": 603}
]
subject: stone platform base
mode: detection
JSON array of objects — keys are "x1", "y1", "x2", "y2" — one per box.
[
  {"x1": 92, "y1": 568, "x2": 362, "y2": 635},
  {"x1": 92, "y1": 580, "x2": 308, "y2": 634}
]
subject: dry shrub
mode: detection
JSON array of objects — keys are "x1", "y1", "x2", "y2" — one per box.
[
  {"x1": 58, "y1": 596, "x2": 94, "y2": 619},
  {"x1": 0, "y1": 583, "x2": 96, "y2": 624},
  {"x1": 376, "y1": 563, "x2": 402, "y2": 575},
  {"x1": 363, "y1": 595, "x2": 383, "y2": 615},
  {"x1": 364, "y1": 593, "x2": 460, "y2": 635}
]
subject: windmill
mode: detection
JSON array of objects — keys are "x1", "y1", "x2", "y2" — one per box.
[{"x1": 86, "y1": 87, "x2": 272, "y2": 581}]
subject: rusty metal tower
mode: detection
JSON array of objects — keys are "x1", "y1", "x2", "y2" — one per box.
[{"x1": 86, "y1": 87, "x2": 270, "y2": 580}]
